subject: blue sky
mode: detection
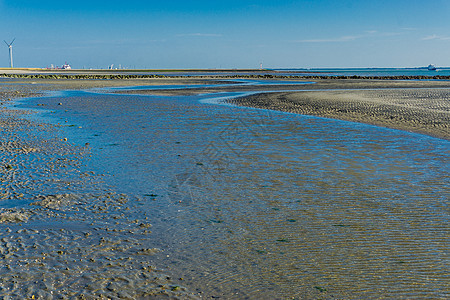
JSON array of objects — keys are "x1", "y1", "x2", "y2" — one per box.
[{"x1": 1, "y1": 0, "x2": 450, "y2": 69}]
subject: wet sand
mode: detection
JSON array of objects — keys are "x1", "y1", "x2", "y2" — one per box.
[
  {"x1": 105, "y1": 77, "x2": 450, "y2": 140},
  {"x1": 229, "y1": 88, "x2": 450, "y2": 140},
  {"x1": 0, "y1": 81, "x2": 196, "y2": 298},
  {"x1": 113, "y1": 78, "x2": 450, "y2": 96},
  {"x1": 1, "y1": 76, "x2": 449, "y2": 298}
]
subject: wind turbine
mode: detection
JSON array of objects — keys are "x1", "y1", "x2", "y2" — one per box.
[{"x1": 4, "y1": 38, "x2": 15, "y2": 68}]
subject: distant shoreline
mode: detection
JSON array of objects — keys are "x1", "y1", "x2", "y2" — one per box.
[
  {"x1": 2, "y1": 72, "x2": 450, "y2": 80},
  {"x1": 1, "y1": 76, "x2": 449, "y2": 140}
]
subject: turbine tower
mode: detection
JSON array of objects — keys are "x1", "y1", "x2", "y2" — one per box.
[{"x1": 4, "y1": 38, "x2": 15, "y2": 68}]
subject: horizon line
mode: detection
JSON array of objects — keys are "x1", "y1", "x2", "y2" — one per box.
[{"x1": 1, "y1": 66, "x2": 449, "y2": 71}]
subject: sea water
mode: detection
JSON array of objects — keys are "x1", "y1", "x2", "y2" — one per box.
[
  {"x1": 275, "y1": 67, "x2": 450, "y2": 77},
  {"x1": 13, "y1": 86, "x2": 450, "y2": 298}
]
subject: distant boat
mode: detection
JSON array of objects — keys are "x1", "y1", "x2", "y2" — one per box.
[
  {"x1": 62, "y1": 63, "x2": 72, "y2": 70},
  {"x1": 428, "y1": 64, "x2": 437, "y2": 71}
]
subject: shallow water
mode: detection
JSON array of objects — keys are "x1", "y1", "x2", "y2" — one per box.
[{"x1": 11, "y1": 86, "x2": 450, "y2": 298}]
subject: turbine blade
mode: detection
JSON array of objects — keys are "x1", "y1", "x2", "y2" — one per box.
[
  {"x1": 10, "y1": 38, "x2": 15, "y2": 45},
  {"x1": 3, "y1": 40, "x2": 8, "y2": 46}
]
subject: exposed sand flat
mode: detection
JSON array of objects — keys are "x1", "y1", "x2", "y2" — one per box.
[
  {"x1": 0, "y1": 77, "x2": 235, "y2": 91},
  {"x1": 72, "y1": 75, "x2": 450, "y2": 140},
  {"x1": 112, "y1": 78, "x2": 450, "y2": 96},
  {"x1": 2, "y1": 76, "x2": 449, "y2": 140},
  {"x1": 0, "y1": 83, "x2": 195, "y2": 298},
  {"x1": 229, "y1": 88, "x2": 450, "y2": 140},
  {"x1": 1, "y1": 76, "x2": 449, "y2": 298}
]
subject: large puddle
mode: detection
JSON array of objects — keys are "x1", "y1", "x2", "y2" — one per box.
[{"x1": 4, "y1": 82, "x2": 450, "y2": 298}]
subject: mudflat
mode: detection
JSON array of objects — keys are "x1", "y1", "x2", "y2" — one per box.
[
  {"x1": 105, "y1": 77, "x2": 450, "y2": 140},
  {"x1": 1, "y1": 75, "x2": 449, "y2": 298},
  {"x1": 0, "y1": 79, "x2": 195, "y2": 298}
]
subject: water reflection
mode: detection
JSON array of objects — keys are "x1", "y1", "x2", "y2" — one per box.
[{"x1": 20, "y1": 90, "x2": 450, "y2": 299}]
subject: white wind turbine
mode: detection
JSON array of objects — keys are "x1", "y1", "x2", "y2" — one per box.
[{"x1": 4, "y1": 38, "x2": 15, "y2": 68}]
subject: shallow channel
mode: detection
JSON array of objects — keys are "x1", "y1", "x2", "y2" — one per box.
[{"x1": 9, "y1": 82, "x2": 450, "y2": 299}]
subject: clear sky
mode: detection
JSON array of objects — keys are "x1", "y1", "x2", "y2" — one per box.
[{"x1": 1, "y1": 0, "x2": 450, "y2": 69}]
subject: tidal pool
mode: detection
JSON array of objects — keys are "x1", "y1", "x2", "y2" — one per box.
[{"x1": 8, "y1": 86, "x2": 450, "y2": 299}]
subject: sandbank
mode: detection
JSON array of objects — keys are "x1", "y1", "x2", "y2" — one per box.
[{"x1": 229, "y1": 87, "x2": 450, "y2": 140}]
